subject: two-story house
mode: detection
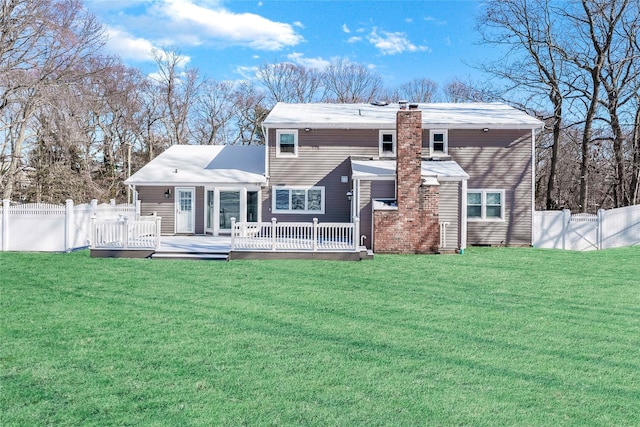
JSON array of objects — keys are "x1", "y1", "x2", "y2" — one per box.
[{"x1": 125, "y1": 102, "x2": 543, "y2": 253}]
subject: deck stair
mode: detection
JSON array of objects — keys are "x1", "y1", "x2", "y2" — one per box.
[{"x1": 150, "y1": 250, "x2": 229, "y2": 261}]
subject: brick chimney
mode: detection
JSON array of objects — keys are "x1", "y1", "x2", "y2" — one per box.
[{"x1": 373, "y1": 106, "x2": 440, "y2": 253}]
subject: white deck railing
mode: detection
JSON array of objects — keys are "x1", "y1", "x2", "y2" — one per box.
[
  {"x1": 231, "y1": 218, "x2": 360, "y2": 252},
  {"x1": 91, "y1": 215, "x2": 161, "y2": 249}
]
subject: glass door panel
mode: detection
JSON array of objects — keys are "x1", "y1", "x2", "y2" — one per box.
[
  {"x1": 247, "y1": 191, "x2": 258, "y2": 223},
  {"x1": 219, "y1": 191, "x2": 240, "y2": 230}
]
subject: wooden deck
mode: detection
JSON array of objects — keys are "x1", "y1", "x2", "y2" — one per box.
[{"x1": 91, "y1": 235, "x2": 372, "y2": 261}]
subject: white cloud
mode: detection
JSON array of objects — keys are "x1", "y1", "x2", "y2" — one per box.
[
  {"x1": 105, "y1": 27, "x2": 157, "y2": 62},
  {"x1": 367, "y1": 28, "x2": 429, "y2": 55},
  {"x1": 347, "y1": 36, "x2": 362, "y2": 43},
  {"x1": 293, "y1": 21, "x2": 304, "y2": 29},
  {"x1": 342, "y1": 24, "x2": 350, "y2": 33},
  {"x1": 286, "y1": 53, "x2": 331, "y2": 70},
  {"x1": 162, "y1": 0, "x2": 303, "y2": 50}
]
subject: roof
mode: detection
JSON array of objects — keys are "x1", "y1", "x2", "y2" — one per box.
[
  {"x1": 263, "y1": 102, "x2": 543, "y2": 130},
  {"x1": 125, "y1": 145, "x2": 266, "y2": 186},
  {"x1": 351, "y1": 159, "x2": 469, "y2": 181}
]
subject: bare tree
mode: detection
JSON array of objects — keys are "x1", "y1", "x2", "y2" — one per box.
[
  {"x1": 232, "y1": 82, "x2": 268, "y2": 145},
  {"x1": 478, "y1": 0, "x2": 567, "y2": 209},
  {"x1": 321, "y1": 59, "x2": 384, "y2": 103},
  {"x1": 256, "y1": 62, "x2": 323, "y2": 104},
  {"x1": 0, "y1": 0, "x2": 105, "y2": 200},
  {"x1": 151, "y1": 47, "x2": 201, "y2": 146},
  {"x1": 192, "y1": 79, "x2": 235, "y2": 145}
]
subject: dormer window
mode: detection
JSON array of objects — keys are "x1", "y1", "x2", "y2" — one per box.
[
  {"x1": 276, "y1": 129, "x2": 298, "y2": 157},
  {"x1": 429, "y1": 129, "x2": 448, "y2": 156},
  {"x1": 379, "y1": 130, "x2": 396, "y2": 157}
]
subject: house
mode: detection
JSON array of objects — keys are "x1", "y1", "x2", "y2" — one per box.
[{"x1": 125, "y1": 102, "x2": 543, "y2": 254}]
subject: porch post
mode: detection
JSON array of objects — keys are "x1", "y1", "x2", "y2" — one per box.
[{"x1": 460, "y1": 180, "x2": 468, "y2": 253}]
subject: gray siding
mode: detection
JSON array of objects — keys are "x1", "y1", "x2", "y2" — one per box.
[
  {"x1": 137, "y1": 185, "x2": 205, "y2": 235},
  {"x1": 438, "y1": 181, "x2": 460, "y2": 250},
  {"x1": 266, "y1": 128, "x2": 380, "y2": 223},
  {"x1": 449, "y1": 129, "x2": 533, "y2": 246}
]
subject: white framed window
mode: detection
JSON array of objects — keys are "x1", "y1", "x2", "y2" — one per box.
[
  {"x1": 273, "y1": 186, "x2": 325, "y2": 214},
  {"x1": 276, "y1": 129, "x2": 298, "y2": 157},
  {"x1": 467, "y1": 189, "x2": 505, "y2": 221},
  {"x1": 429, "y1": 129, "x2": 448, "y2": 155},
  {"x1": 379, "y1": 130, "x2": 396, "y2": 157}
]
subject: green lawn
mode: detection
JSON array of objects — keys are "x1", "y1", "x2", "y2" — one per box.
[{"x1": 1, "y1": 247, "x2": 639, "y2": 426}]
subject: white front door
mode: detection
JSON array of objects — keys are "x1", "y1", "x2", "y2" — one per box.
[{"x1": 175, "y1": 187, "x2": 195, "y2": 233}]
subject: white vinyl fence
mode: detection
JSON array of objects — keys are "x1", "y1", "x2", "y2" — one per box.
[
  {"x1": 534, "y1": 205, "x2": 640, "y2": 250},
  {"x1": 1, "y1": 199, "x2": 137, "y2": 252},
  {"x1": 231, "y1": 218, "x2": 360, "y2": 252}
]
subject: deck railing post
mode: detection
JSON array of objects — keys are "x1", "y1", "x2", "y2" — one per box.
[
  {"x1": 123, "y1": 216, "x2": 129, "y2": 249},
  {"x1": 313, "y1": 218, "x2": 318, "y2": 252},
  {"x1": 155, "y1": 216, "x2": 162, "y2": 249},
  {"x1": 271, "y1": 218, "x2": 277, "y2": 251},
  {"x1": 230, "y1": 217, "x2": 236, "y2": 250},
  {"x1": 354, "y1": 217, "x2": 360, "y2": 251},
  {"x1": 65, "y1": 199, "x2": 73, "y2": 252},
  {"x1": 597, "y1": 209, "x2": 604, "y2": 250}
]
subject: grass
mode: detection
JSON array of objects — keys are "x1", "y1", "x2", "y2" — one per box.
[{"x1": 1, "y1": 247, "x2": 639, "y2": 426}]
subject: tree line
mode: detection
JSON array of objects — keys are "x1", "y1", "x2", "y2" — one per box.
[{"x1": 1, "y1": 0, "x2": 638, "y2": 213}]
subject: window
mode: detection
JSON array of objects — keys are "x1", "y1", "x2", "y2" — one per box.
[
  {"x1": 276, "y1": 129, "x2": 298, "y2": 157},
  {"x1": 273, "y1": 186, "x2": 324, "y2": 213},
  {"x1": 467, "y1": 189, "x2": 505, "y2": 221},
  {"x1": 429, "y1": 129, "x2": 448, "y2": 155},
  {"x1": 379, "y1": 130, "x2": 396, "y2": 157}
]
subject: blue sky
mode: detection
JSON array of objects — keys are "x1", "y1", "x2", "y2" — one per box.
[{"x1": 87, "y1": 0, "x2": 492, "y2": 90}]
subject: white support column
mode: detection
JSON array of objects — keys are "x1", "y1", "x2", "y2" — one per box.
[
  {"x1": 531, "y1": 128, "x2": 537, "y2": 246},
  {"x1": 460, "y1": 180, "x2": 468, "y2": 252},
  {"x1": 2, "y1": 199, "x2": 9, "y2": 251},
  {"x1": 123, "y1": 216, "x2": 129, "y2": 249},
  {"x1": 354, "y1": 217, "x2": 360, "y2": 250}
]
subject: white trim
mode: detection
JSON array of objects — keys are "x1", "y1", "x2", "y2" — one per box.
[
  {"x1": 531, "y1": 128, "x2": 536, "y2": 244},
  {"x1": 378, "y1": 130, "x2": 396, "y2": 157},
  {"x1": 429, "y1": 129, "x2": 448, "y2": 156},
  {"x1": 276, "y1": 129, "x2": 298, "y2": 157},
  {"x1": 467, "y1": 189, "x2": 506, "y2": 222},
  {"x1": 272, "y1": 186, "x2": 325, "y2": 214},
  {"x1": 206, "y1": 186, "x2": 262, "y2": 236}
]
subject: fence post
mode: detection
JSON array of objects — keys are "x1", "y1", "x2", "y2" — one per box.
[
  {"x1": 313, "y1": 218, "x2": 318, "y2": 252},
  {"x1": 230, "y1": 217, "x2": 236, "y2": 250},
  {"x1": 562, "y1": 209, "x2": 571, "y2": 250},
  {"x1": 90, "y1": 199, "x2": 98, "y2": 217},
  {"x1": 65, "y1": 199, "x2": 73, "y2": 252},
  {"x1": 90, "y1": 215, "x2": 96, "y2": 249},
  {"x1": 271, "y1": 218, "x2": 277, "y2": 251},
  {"x1": 135, "y1": 198, "x2": 141, "y2": 218},
  {"x1": 597, "y1": 209, "x2": 604, "y2": 250},
  {"x1": 2, "y1": 199, "x2": 9, "y2": 251}
]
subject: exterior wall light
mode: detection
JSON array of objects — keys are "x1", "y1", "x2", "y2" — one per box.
[{"x1": 164, "y1": 188, "x2": 172, "y2": 199}]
